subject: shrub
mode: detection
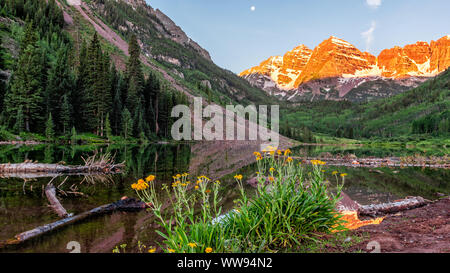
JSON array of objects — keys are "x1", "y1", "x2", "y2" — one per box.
[{"x1": 132, "y1": 148, "x2": 345, "y2": 253}]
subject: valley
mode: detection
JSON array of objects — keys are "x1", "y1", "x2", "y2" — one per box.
[{"x1": 0, "y1": 0, "x2": 448, "y2": 255}]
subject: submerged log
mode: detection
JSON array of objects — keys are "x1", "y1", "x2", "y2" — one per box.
[
  {"x1": 0, "y1": 162, "x2": 124, "y2": 174},
  {"x1": 0, "y1": 197, "x2": 147, "y2": 248},
  {"x1": 358, "y1": 196, "x2": 430, "y2": 217},
  {"x1": 45, "y1": 183, "x2": 70, "y2": 218}
]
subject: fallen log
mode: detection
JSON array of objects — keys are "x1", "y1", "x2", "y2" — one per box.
[
  {"x1": 0, "y1": 197, "x2": 147, "y2": 248},
  {"x1": 358, "y1": 196, "x2": 430, "y2": 217},
  {"x1": 282, "y1": 156, "x2": 450, "y2": 169},
  {"x1": 0, "y1": 162, "x2": 124, "y2": 174},
  {"x1": 45, "y1": 183, "x2": 70, "y2": 218}
]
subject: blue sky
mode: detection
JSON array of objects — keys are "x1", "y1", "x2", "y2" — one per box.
[{"x1": 146, "y1": 0, "x2": 450, "y2": 73}]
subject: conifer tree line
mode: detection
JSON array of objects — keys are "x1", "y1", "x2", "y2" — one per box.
[{"x1": 0, "y1": 0, "x2": 188, "y2": 140}]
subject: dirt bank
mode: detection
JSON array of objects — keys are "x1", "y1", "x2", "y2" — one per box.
[{"x1": 348, "y1": 197, "x2": 450, "y2": 253}]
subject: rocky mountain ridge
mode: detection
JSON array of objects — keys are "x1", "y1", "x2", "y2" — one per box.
[{"x1": 240, "y1": 35, "x2": 450, "y2": 102}]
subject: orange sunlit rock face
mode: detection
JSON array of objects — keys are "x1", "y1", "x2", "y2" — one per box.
[
  {"x1": 430, "y1": 35, "x2": 450, "y2": 73},
  {"x1": 334, "y1": 211, "x2": 384, "y2": 232},
  {"x1": 240, "y1": 35, "x2": 450, "y2": 90},
  {"x1": 239, "y1": 45, "x2": 312, "y2": 89},
  {"x1": 294, "y1": 36, "x2": 376, "y2": 86}
]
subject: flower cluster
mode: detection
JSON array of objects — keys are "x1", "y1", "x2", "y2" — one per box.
[
  {"x1": 131, "y1": 179, "x2": 149, "y2": 191},
  {"x1": 310, "y1": 160, "x2": 326, "y2": 165},
  {"x1": 172, "y1": 173, "x2": 190, "y2": 188},
  {"x1": 253, "y1": 152, "x2": 263, "y2": 161},
  {"x1": 131, "y1": 175, "x2": 156, "y2": 191}
]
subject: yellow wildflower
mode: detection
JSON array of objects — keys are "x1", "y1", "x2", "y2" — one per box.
[
  {"x1": 284, "y1": 149, "x2": 291, "y2": 156},
  {"x1": 148, "y1": 248, "x2": 156, "y2": 253},
  {"x1": 168, "y1": 248, "x2": 175, "y2": 253},
  {"x1": 145, "y1": 175, "x2": 155, "y2": 182},
  {"x1": 340, "y1": 173, "x2": 348, "y2": 177},
  {"x1": 311, "y1": 160, "x2": 326, "y2": 165},
  {"x1": 253, "y1": 152, "x2": 262, "y2": 157},
  {"x1": 332, "y1": 171, "x2": 338, "y2": 175},
  {"x1": 268, "y1": 176, "x2": 275, "y2": 182},
  {"x1": 234, "y1": 174, "x2": 243, "y2": 180},
  {"x1": 205, "y1": 247, "x2": 213, "y2": 253},
  {"x1": 286, "y1": 157, "x2": 293, "y2": 163},
  {"x1": 188, "y1": 243, "x2": 197, "y2": 248},
  {"x1": 269, "y1": 167, "x2": 275, "y2": 173}
]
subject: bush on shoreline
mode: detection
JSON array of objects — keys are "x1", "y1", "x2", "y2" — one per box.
[{"x1": 132, "y1": 148, "x2": 346, "y2": 253}]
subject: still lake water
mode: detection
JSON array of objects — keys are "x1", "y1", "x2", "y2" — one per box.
[{"x1": 0, "y1": 142, "x2": 448, "y2": 253}]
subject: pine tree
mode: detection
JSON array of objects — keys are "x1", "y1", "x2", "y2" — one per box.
[
  {"x1": 46, "y1": 46, "x2": 73, "y2": 131},
  {"x1": 84, "y1": 32, "x2": 102, "y2": 133},
  {"x1": 125, "y1": 34, "x2": 144, "y2": 112},
  {"x1": 82, "y1": 33, "x2": 112, "y2": 136},
  {"x1": 70, "y1": 126, "x2": 77, "y2": 144},
  {"x1": 145, "y1": 73, "x2": 160, "y2": 134},
  {"x1": 45, "y1": 113, "x2": 55, "y2": 140},
  {"x1": 122, "y1": 108, "x2": 133, "y2": 139},
  {"x1": 111, "y1": 77, "x2": 123, "y2": 136},
  {"x1": 61, "y1": 94, "x2": 71, "y2": 136},
  {"x1": 105, "y1": 113, "x2": 112, "y2": 140},
  {"x1": 13, "y1": 105, "x2": 24, "y2": 133},
  {"x1": 4, "y1": 23, "x2": 44, "y2": 132}
]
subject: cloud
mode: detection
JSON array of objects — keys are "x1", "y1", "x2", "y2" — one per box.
[
  {"x1": 361, "y1": 21, "x2": 376, "y2": 52},
  {"x1": 366, "y1": 0, "x2": 382, "y2": 9}
]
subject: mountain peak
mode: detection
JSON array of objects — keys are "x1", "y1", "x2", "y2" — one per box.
[
  {"x1": 239, "y1": 45, "x2": 313, "y2": 90},
  {"x1": 326, "y1": 36, "x2": 354, "y2": 48},
  {"x1": 241, "y1": 35, "x2": 450, "y2": 92}
]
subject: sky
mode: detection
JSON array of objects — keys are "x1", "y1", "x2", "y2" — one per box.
[{"x1": 146, "y1": 0, "x2": 450, "y2": 74}]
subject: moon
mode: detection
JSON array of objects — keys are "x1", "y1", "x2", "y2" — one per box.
[{"x1": 250, "y1": 6, "x2": 256, "y2": 11}]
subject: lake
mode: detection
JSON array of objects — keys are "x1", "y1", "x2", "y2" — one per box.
[{"x1": 0, "y1": 142, "x2": 448, "y2": 253}]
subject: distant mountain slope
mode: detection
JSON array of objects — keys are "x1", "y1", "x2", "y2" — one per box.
[
  {"x1": 62, "y1": 0, "x2": 277, "y2": 106},
  {"x1": 282, "y1": 68, "x2": 450, "y2": 139},
  {"x1": 241, "y1": 35, "x2": 450, "y2": 102}
]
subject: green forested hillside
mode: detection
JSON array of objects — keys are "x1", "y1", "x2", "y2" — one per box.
[
  {"x1": 281, "y1": 68, "x2": 450, "y2": 141},
  {"x1": 0, "y1": 0, "x2": 279, "y2": 142},
  {"x1": 0, "y1": 0, "x2": 188, "y2": 141},
  {"x1": 84, "y1": 0, "x2": 277, "y2": 106}
]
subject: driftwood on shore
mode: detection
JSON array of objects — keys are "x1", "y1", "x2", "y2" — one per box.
[
  {"x1": 287, "y1": 156, "x2": 449, "y2": 169},
  {"x1": 0, "y1": 197, "x2": 147, "y2": 248},
  {"x1": 358, "y1": 196, "x2": 430, "y2": 216},
  {"x1": 0, "y1": 162, "x2": 124, "y2": 174}
]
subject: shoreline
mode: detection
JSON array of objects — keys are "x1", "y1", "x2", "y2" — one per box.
[{"x1": 347, "y1": 197, "x2": 450, "y2": 253}]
